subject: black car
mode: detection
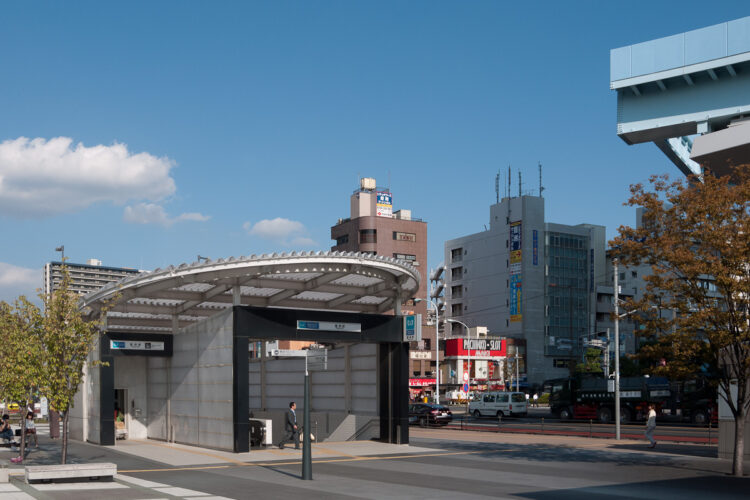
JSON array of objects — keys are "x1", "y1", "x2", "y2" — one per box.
[{"x1": 408, "y1": 403, "x2": 453, "y2": 427}]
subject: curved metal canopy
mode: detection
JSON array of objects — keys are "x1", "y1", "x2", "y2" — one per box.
[{"x1": 81, "y1": 251, "x2": 420, "y2": 332}]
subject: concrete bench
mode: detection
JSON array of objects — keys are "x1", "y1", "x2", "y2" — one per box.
[{"x1": 25, "y1": 463, "x2": 117, "y2": 483}]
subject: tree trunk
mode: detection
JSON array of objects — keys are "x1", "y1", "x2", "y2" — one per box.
[
  {"x1": 732, "y1": 407, "x2": 745, "y2": 476},
  {"x1": 61, "y1": 410, "x2": 69, "y2": 465}
]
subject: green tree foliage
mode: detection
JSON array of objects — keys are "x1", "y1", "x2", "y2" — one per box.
[
  {"x1": 575, "y1": 348, "x2": 604, "y2": 375},
  {"x1": 0, "y1": 297, "x2": 44, "y2": 463},
  {"x1": 611, "y1": 166, "x2": 750, "y2": 476},
  {"x1": 41, "y1": 263, "x2": 107, "y2": 464}
]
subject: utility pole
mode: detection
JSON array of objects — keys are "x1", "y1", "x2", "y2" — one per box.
[
  {"x1": 515, "y1": 349, "x2": 520, "y2": 392},
  {"x1": 614, "y1": 260, "x2": 621, "y2": 440}
]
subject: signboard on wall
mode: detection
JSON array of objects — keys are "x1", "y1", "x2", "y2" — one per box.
[
  {"x1": 509, "y1": 221, "x2": 523, "y2": 322},
  {"x1": 510, "y1": 222, "x2": 522, "y2": 263},
  {"x1": 297, "y1": 320, "x2": 362, "y2": 333},
  {"x1": 403, "y1": 314, "x2": 422, "y2": 342},
  {"x1": 444, "y1": 338, "x2": 506, "y2": 357},
  {"x1": 376, "y1": 191, "x2": 393, "y2": 218},
  {"x1": 106, "y1": 333, "x2": 173, "y2": 357},
  {"x1": 409, "y1": 378, "x2": 436, "y2": 387},
  {"x1": 510, "y1": 274, "x2": 522, "y2": 322}
]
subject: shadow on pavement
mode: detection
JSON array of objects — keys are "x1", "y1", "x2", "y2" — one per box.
[
  {"x1": 515, "y1": 475, "x2": 750, "y2": 500},
  {"x1": 413, "y1": 437, "x2": 726, "y2": 475}
]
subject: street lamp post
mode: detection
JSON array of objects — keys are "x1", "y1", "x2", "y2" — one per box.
[
  {"x1": 447, "y1": 319, "x2": 472, "y2": 413},
  {"x1": 413, "y1": 297, "x2": 441, "y2": 404},
  {"x1": 614, "y1": 259, "x2": 621, "y2": 441}
]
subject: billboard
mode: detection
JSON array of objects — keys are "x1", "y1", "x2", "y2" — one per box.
[
  {"x1": 376, "y1": 191, "x2": 393, "y2": 217},
  {"x1": 509, "y1": 221, "x2": 522, "y2": 322},
  {"x1": 444, "y1": 338, "x2": 506, "y2": 357}
]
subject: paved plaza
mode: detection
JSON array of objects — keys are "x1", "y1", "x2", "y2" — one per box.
[{"x1": 1, "y1": 424, "x2": 747, "y2": 499}]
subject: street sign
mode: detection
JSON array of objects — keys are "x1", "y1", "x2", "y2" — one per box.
[
  {"x1": 463, "y1": 371, "x2": 469, "y2": 382},
  {"x1": 463, "y1": 383, "x2": 469, "y2": 392},
  {"x1": 306, "y1": 348, "x2": 327, "y2": 371},
  {"x1": 403, "y1": 314, "x2": 422, "y2": 342}
]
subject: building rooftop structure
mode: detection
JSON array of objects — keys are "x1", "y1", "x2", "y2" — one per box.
[
  {"x1": 611, "y1": 16, "x2": 750, "y2": 177},
  {"x1": 81, "y1": 251, "x2": 420, "y2": 332}
]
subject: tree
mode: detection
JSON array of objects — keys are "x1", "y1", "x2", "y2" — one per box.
[
  {"x1": 0, "y1": 297, "x2": 44, "y2": 464},
  {"x1": 40, "y1": 262, "x2": 108, "y2": 464},
  {"x1": 575, "y1": 348, "x2": 604, "y2": 375},
  {"x1": 611, "y1": 166, "x2": 750, "y2": 476}
]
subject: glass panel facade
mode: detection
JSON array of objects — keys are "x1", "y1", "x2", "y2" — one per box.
[{"x1": 545, "y1": 232, "x2": 589, "y2": 357}]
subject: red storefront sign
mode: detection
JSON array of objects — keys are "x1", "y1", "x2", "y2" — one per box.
[
  {"x1": 409, "y1": 378, "x2": 437, "y2": 387},
  {"x1": 444, "y1": 338, "x2": 506, "y2": 357}
]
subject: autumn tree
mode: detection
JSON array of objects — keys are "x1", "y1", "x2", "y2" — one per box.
[
  {"x1": 0, "y1": 297, "x2": 44, "y2": 464},
  {"x1": 40, "y1": 262, "x2": 108, "y2": 464},
  {"x1": 611, "y1": 166, "x2": 750, "y2": 476}
]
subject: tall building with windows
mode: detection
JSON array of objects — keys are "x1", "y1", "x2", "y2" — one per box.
[
  {"x1": 443, "y1": 194, "x2": 607, "y2": 386},
  {"x1": 331, "y1": 178, "x2": 432, "y2": 393},
  {"x1": 43, "y1": 259, "x2": 141, "y2": 297}
]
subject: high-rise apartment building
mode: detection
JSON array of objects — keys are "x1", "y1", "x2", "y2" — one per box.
[
  {"x1": 444, "y1": 194, "x2": 607, "y2": 386},
  {"x1": 43, "y1": 259, "x2": 140, "y2": 297},
  {"x1": 331, "y1": 178, "x2": 432, "y2": 392}
]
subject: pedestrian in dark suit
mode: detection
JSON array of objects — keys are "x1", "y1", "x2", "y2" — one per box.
[{"x1": 278, "y1": 401, "x2": 299, "y2": 450}]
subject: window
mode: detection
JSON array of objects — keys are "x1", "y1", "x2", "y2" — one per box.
[
  {"x1": 631, "y1": 271, "x2": 637, "y2": 278},
  {"x1": 424, "y1": 338, "x2": 431, "y2": 350},
  {"x1": 483, "y1": 394, "x2": 495, "y2": 403},
  {"x1": 393, "y1": 231, "x2": 417, "y2": 242},
  {"x1": 451, "y1": 267, "x2": 463, "y2": 280},
  {"x1": 450, "y1": 248, "x2": 462, "y2": 262},
  {"x1": 451, "y1": 285, "x2": 462, "y2": 299},
  {"x1": 335, "y1": 234, "x2": 349, "y2": 246},
  {"x1": 497, "y1": 394, "x2": 509, "y2": 403},
  {"x1": 359, "y1": 229, "x2": 377, "y2": 243}
]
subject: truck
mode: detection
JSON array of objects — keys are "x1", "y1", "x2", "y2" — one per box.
[
  {"x1": 544, "y1": 376, "x2": 717, "y2": 424},
  {"x1": 543, "y1": 376, "x2": 671, "y2": 424}
]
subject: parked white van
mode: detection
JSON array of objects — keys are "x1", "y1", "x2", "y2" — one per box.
[{"x1": 468, "y1": 392, "x2": 528, "y2": 418}]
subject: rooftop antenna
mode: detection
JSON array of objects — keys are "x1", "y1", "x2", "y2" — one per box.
[
  {"x1": 518, "y1": 171, "x2": 522, "y2": 197},
  {"x1": 388, "y1": 170, "x2": 391, "y2": 192},
  {"x1": 539, "y1": 162, "x2": 545, "y2": 197},
  {"x1": 495, "y1": 170, "x2": 500, "y2": 203}
]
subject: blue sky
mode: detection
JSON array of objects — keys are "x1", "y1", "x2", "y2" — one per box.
[{"x1": 0, "y1": 1, "x2": 747, "y2": 301}]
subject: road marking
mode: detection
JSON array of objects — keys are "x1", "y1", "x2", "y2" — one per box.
[{"x1": 120, "y1": 450, "x2": 483, "y2": 474}]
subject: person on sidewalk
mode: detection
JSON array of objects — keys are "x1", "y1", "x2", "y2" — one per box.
[
  {"x1": 645, "y1": 404, "x2": 657, "y2": 448},
  {"x1": 278, "y1": 401, "x2": 299, "y2": 450},
  {"x1": 24, "y1": 411, "x2": 37, "y2": 448},
  {"x1": 1, "y1": 414, "x2": 14, "y2": 445}
]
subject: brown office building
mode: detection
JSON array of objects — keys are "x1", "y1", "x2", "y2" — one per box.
[{"x1": 331, "y1": 178, "x2": 434, "y2": 393}]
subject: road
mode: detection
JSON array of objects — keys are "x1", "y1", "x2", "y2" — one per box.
[{"x1": 440, "y1": 406, "x2": 718, "y2": 444}]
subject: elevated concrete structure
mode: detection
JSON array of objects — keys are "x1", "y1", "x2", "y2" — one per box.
[{"x1": 611, "y1": 16, "x2": 750, "y2": 176}]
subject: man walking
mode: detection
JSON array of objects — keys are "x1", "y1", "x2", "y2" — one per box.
[
  {"x1": 645, "y1": 404, "x2": 657, "y2": 448},
  {"x1": 278, "y1": 402, "x2": 299, "y2": 450}
]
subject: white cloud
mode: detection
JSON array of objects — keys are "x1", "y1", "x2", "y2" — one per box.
[
  {"x1": 0, "y1": 262, "x2": 40, "y2": 302},
  {"x1": 0, "y1": 136, "x2": 176, "y2": 217},
  {"x1": 123, "y1": 203, "x2": 211, "y2": 227},
  {"x1": 243, "y1": 218, "x2": 317, "y2": 246}
]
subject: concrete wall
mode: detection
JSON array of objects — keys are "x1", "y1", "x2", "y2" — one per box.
[
  {"x1": 249, "y1": 343, "x2": 379, "y2": 444},
  {"x1": 86, "y1": 345, "x2": 101, "y2": 444},
  {"x1": 114, "y1": 357, "x2": 148, "y2": 439},
  {"x1": 147, "y1": 309, "x2": 235, "y2": 450}
]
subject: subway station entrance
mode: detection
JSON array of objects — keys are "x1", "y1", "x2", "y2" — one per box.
[{"x1": 75, "y1": 252, "x2": 420, "y2": 452}]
